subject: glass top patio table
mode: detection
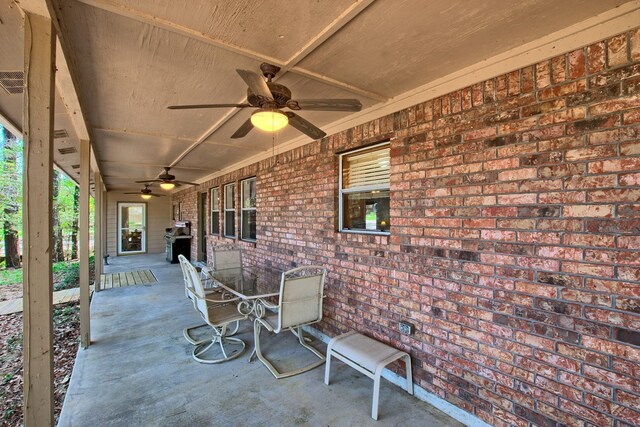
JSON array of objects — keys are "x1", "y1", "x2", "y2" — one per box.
[{"x1": 209, "y1": 266, "x2": 283, "y2": 299}]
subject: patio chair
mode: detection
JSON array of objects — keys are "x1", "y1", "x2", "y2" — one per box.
[
  {"x1": 179, "y1": 254, "x2": 237, "y2": 345},
  {"x1": 183, "y1": 260, "x2": 248, "y2": 364},
  {"x1": 200, "y1": 244, "x2": 243, "y2": 287},
  {"x1": 250, "y1": 265, "x2": 327, "y2": 379}
]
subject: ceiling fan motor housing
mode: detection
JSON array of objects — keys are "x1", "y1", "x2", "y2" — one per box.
[
  {"x1": 247, "y1": 82, "x2": 291, "y2": 108},
  {"x1": 159, "y1": 167, "x2": 176, "y2": 181}
]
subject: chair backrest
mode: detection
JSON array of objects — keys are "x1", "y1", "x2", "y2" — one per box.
[
  {"x1": 182, "y1": 260, "x2": 211, "y2": 323},
  {"x1": 211, "y1": 244, "x2": 242, "y2": 270},
  {"x1": 178, "y1": 254, "x2": 193, "y2": 297},
  {"x1": 276, "y1": 266, "x2": 326, "y2": 332}
]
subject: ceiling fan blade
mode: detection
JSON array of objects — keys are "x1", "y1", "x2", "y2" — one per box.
[
  {"x1": 174, "y1": 180, "x2": 199, "y2": 186},
  {"x1": 149, "y1": 193, "x2": 165, "y2": 197},
  {"x1": 285, "y1": 112, "x2": 326, "y2": 140},
  {"x1": 135, "y1": 179, "x2": 160, "y2": 183},
  {"x1": 230, "y1": 118, "x2": 254, "y2": 139},
  {"x1": 236, "y1": 69, "x2": 273, "y2": 101},
  {"x1": 123, "y1": 192, "x2": 139, "y2": 194},
  {"x1": 287, "y1": 99, "x2": 362, "y2": 112},
  {"x1": 167, "y1": 103, "x2": 251, "y2": 110}
]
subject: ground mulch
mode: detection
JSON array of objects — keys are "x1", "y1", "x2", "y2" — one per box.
[
  {"x1": 0, "y1": 284, "x2": 21, "y2": 302},
  {"x1": 0, "y1": 302, "x2": 80, "y2": 426}
]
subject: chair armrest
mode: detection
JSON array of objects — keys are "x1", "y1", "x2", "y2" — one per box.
[
  {"x1": 201, "y1": 294, "x2": 241, "y2": 304},
  {"x1": 258, "y1": 297, "x2": 279, "y2": 311}
]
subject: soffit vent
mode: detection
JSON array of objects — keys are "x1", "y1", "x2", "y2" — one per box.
[
  {"x1": 54, "y1": 129, "x2": 69, "y2": 139},
  {"x1": 0, "y1": 71, "x2": 24, "y2": 94},
  {"x1": 71, "y1": 164, "x2": 80, "y2": 169},
  {"x1": 58, "y1": 147, "x2": 77, "y2": 155}
]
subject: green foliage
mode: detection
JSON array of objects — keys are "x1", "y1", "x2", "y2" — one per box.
[
  {"x1": 1, "y1": 125, "x2": 96, "y2": 262},
  {"x1": 4, "y1": 333, "x2": 21, "y2": 352},
  {"x1": 53, "y1": 255, "x2": 95, "y2": 291},
  {"x1": 53, "y1": 302, "x2": 80, "y2": 325},
  {"x1": 2, "y1": 402, "x2": 16, "y2": 420},
  {"x1": 0, "y1": 256, "x2": 94, "y2": 290},
  {"x1": 0, "y1": 127, "x2": 23, "y2": 243},
  {"x1": 0, "y1": 266, "x2": 22, "y2": 286}
]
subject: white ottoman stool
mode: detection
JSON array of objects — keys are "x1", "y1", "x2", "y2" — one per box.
[{"x1": 324, "y1": 330, "x2": 413, "y2": 420}]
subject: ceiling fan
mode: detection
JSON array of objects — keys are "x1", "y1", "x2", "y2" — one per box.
[
  {"x1": 167, "y1": 63, "x2": 362, "y2": 140},
  {"x1": 135, "y1": 167, "x2": 198, "y2": 190},
  {"x1": 125, "y1": 184, "x2": 165, "y2": 199}
]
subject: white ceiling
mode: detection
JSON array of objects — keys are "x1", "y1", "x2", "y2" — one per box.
[{"x1": 0, "y1": 0, "x2": 636, "y2": 191}]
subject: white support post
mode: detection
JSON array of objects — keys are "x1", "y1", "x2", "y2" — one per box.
[
  {"x1": 79, "y1": 139, "x2": 90, "y2": 348},
  {"x1": 94, "y1": 172, "x2": 102, "y2": 291},
  {"x1": 102, "y1": 187, "x2": 107, "y2": 264},
  {"x1": 22, "y1": 11, "x2": 55, "y2": 427}
]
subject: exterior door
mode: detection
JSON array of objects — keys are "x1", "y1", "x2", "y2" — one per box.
[
  {"x1": 198, "y1": 192, "x2": 207, "y2": 262},
  {"x1": 118, "y1": 202, "x2": 146, "y2": 255}
]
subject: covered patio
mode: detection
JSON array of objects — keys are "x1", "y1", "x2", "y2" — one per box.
[
  {"x1": 2, "y1": 0, "x2": 640, "y2": 426},
  {"x1": 58, "y1": 253, "x2": 463, "y2": 426}
]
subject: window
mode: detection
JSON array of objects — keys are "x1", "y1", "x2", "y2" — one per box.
[
  {"x1": 241, "y1": 177, "x2": 257, "y2": 241},
  {"x1": 223, "y1": 183, "x2": 235, "y2": 238},
  {"x1": 339, "y1": 142, "x2": 390, "y2": 234},
  {"x1": 210, "y1": 187, "x2": 220, "y2": 235}
]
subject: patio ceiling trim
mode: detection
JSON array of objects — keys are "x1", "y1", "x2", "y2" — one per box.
[{"x1": 191, "y1": 1, "x2": 640, "y2": 185}]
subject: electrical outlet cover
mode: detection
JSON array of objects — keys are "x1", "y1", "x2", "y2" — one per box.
[{"x1": 399, "y1": 321, "x2": 414, "y2": 335}]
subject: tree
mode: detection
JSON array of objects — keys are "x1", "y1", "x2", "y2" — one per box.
[
  {"x1": 52, "y1": 170, "x2": 65, "y2": 262},
  {"x1": 0, "y1": 126, "x2": 22, "y2": 268},
  {"x1": 70, "y1": 185, "x2": 80, "y2": 260}
]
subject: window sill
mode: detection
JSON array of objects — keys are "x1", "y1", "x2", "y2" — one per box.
[{"x1": 340, "y1": 229, "x2": 390, "y2": 236}]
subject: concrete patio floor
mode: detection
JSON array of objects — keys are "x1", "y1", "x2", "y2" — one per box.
[{"x1": 58, "y1": 253, "x2": 464, "y2": 426}]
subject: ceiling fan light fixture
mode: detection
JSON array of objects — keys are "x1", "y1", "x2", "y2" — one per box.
[
  {"x1": 251, "y1": 108, "x2": 288, "y2": 132},
  {"x1": 141, "y1": 194, "x2": 152, "y2": 200},
  {"x1": 160, "y1": 181, "x2": 175, "y2": 190}
]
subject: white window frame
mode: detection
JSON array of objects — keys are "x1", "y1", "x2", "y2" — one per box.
[
  {"x1": 117, "y1": 202, "x2": 147, "y2": 255},
  {"x1": 223, "y1": 183, "x2": 235, "y2": 238},
  {"x1": 241, "y1": 177, "x2": 257, "y2": 242},
  {"x1": 338, "y1": 141, "x2": 391, "y2": 235},
  {"x1": 210, "y1": 187, "x2": 220, "y2": 235}
]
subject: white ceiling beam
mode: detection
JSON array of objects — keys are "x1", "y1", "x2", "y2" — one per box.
[
  {"x1": 74, "y1": 0, "x2": 384, "y2": 100},
  {"x1": 167, "y1": 105, "x2": 246, "y2": 168},
  {"x1": 92, "y1": 126, "x2": 194, "y2": 142},
  {"x1": 277, "y1": 0, "x2": 386, "y2": 101},
  {"x1": 100, "y1": 160, "x2": 215, "y2": 170},
  {"x1": 283, "y1": 0, "x2": 375, "y2": 68},
  {"x1": 55, "y1": 40, "x2": 89, "y2": 141},
  {"x1": 75, "y1": 0, "x2": 281, "y2": 63}
]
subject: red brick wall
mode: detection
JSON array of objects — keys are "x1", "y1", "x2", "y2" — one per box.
[{"x1": 174, "y1": 29, "x2": 640, "y2": 427}]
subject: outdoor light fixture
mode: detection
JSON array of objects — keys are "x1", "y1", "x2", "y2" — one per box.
[
  {"x1": 141, "y1": 194, "x2": 152, "y2": 200},
  {"x1": 251, "y1": 108, "x2": 288, "y2": 132},
  {"x1": 160, "y1": 181, "x2": 175, "y2": 191}
]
